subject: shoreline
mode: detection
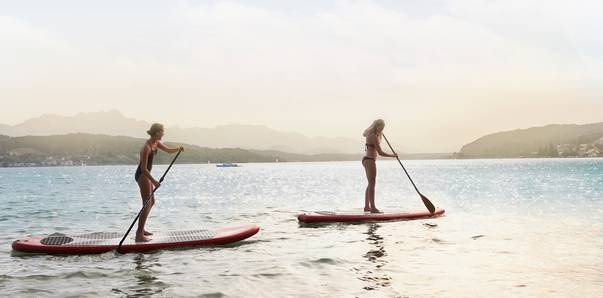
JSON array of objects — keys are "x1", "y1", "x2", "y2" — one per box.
[{"x1": 2, "y1": 156, "x2": 602, "y2": 168}]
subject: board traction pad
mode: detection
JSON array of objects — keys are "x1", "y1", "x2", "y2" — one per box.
[{"x1": 38, "y1": 229, "x2": 217, "y2": 246}]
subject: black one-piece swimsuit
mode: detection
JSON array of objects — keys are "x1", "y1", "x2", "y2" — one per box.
[{"x1": 134, "y1": 147, "x2": 157, "y2": 182}]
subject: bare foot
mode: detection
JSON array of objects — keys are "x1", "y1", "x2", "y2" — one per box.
[
  {"x1": 370, "y1": 208, "x2": 382, "y2": 214},
  {"x1": 144, "y1": 230, "x2": 153, "y2": 236},
  {"x1": 364, "y1": 207, "x2": 371, "y2": 212},
  {"x1": 135, "y1": 234, "x2": 152, "y2": 242}
]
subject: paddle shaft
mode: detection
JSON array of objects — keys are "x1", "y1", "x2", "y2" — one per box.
[
  {"x1": 116, "y1": 149, "x2": 181, "y2": 253},
  {"x1": 382, "y1": 134, "x2": 421, "y2": 194}
]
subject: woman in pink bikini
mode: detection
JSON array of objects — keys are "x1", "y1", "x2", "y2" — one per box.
[{"x1": 362, "y1": 119, "x2": 397, "y2": 213}]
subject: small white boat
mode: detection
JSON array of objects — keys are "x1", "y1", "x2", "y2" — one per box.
[{"x1": 216, "y1": 163, "x2": 240, "y2": 168}]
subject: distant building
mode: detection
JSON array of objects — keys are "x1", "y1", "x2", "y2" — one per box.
[
  {"x1": 556, "y1": 144, "x2": 574, "y2": 157},
  {"x1": 577, "y1": 144, "x2": 595, "y2": 157},
  {"x1": 586, "y1": 148, "x2": 600, "y2": 158}
]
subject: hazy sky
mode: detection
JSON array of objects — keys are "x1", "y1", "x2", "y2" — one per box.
[{"x1": 1, "y1": 0, "x2": 602, "y2": 152}]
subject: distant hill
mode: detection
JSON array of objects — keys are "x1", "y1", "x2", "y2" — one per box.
[
  {"x1": 0, "y1": 110, "x2": 361, "y2": 154},
  {"x1": 0, "y1": 110, "x2": 149, "y2": 138},
  {"x1": 458, "y1": 122, "x2": 603, "y2": 158},
  {"x1": 0, "y1": 133, "x2": 361, "y2": 167}
]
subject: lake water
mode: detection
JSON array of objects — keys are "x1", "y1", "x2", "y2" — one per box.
[{"x1": 1, "y1": 159, "x2": 602, "y2": 297}]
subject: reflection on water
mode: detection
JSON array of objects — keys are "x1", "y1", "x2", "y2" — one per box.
[
  {"x1": 112, "y1": 253, "x2": 168, "y2": 297},
  {"x1": 357, "y1": 223, "x2": 392, "y2": 291}
]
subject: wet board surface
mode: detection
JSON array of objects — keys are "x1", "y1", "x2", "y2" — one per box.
[
  {"x1": 12, "y1": 225, "x2": 260, "y2": 254},
  {"x1": 297, "y1": 208, "x2": 445, "y2": 223}
]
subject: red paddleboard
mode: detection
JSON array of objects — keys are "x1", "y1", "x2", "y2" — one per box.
[
  {"x1": 298, "y1": 208, "x2": 445, "y2": 223},
  {"x1": 12, "y1": 225, "x2": 260, "y2": 254}
]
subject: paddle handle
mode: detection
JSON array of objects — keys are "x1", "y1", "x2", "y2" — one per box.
[{"x1": 116, "y1": 149, "x2": 182, "y2": 253}]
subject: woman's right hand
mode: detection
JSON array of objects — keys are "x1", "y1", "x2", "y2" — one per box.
[{"x1": 153, "y1": 180, "x2": 161, "y2": 188}]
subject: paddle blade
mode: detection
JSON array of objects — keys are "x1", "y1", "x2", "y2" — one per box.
[{"x1": 420, "y1": 193, "x2": 436, "y2": 213}]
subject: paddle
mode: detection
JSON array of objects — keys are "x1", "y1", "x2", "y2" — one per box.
[
  {"x1": 116, "y1": 149, "x2": 182, "y2": 253},
  {"x1": 382, "y1": 134, "x2": 436, "y2": 213}
]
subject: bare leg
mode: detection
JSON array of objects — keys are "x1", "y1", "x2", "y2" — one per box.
[
  {"x1": 363, "y1": 159, "x2": 378, "y2": 212},
  {"x1": 136, "y1": 179, "x2": 154, "y2": 242},
  {"x1": 144, "y1": 189, "x2": 155, "y2": 236},
  {"x1": 364, "y1": 185, "x2": 371, "y2": 212},
  {"x1": 363, "y1": 160, "x2": 371, "y2": 211},
  {"x1": 143, "y1": 196, "x2": 155, "y2": 236}
]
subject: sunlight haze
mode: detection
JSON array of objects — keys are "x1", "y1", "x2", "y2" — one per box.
[{"x1": 1, "y1": 0, "x2": 602, "y2": 152}]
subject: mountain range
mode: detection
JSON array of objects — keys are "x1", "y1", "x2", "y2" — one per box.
[
  {"x1": 0, "y1": 133, "x2": 363, "y2": 167},
  {"x1": 458, "y1": 122, "x2": 603, "y2": 158},
  {"x1": 0, "y1": 110, "x2": 361, "y2": 155},
  {"x1": 0, "y1": 133, "x2": 451, "y2": 167},
  {"x1": 5, "y1": 110, "x2": 600, "y2": 160}
]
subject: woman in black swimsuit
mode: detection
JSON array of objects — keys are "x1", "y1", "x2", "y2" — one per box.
[
  {"x1": 362, "y1": 119, "x2": 397, "y2": 213},
  {"x1": 135, "y1": 123, "x2": 183, "y2": 242}
]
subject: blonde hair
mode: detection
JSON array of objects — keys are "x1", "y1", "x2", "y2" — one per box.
[
  {"x1": 363, "y1": 119, "x2": 385, "y2": 137},
  {"x1": 147, "y1": 123, "x2": 164, "y2": 137}
]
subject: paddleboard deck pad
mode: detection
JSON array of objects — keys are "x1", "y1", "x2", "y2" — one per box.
[
  {"x1": 298, "y1": 208, "x2": 445, "y2": 223},
  {"x1": 12, "y1": 225, "x2": 260, "y2": 254}
]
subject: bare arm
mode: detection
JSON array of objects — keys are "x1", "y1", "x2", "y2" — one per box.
[
  {"x1": 157, "y1": 142, "x2": 183, "y2": 154},
  {"x1": 375, "y1": 138, "x2": 397, "y2": 158},
  {"x1": 140, "y1": 145, "x2": 159, "y2": 185}
]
